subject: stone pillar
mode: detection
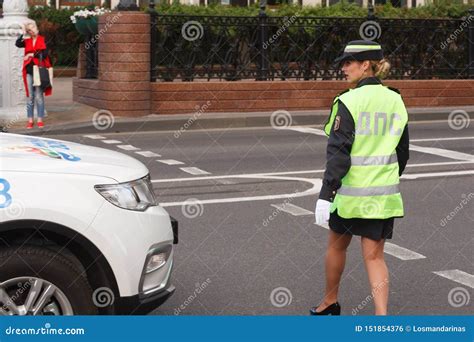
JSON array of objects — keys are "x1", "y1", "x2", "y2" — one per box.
[
  {"x1": 97, "y1": 11, "x2": 151, "y2": 117},
  {"x1": 0, "y1": 0, "x2": 34, "y2": 124}
]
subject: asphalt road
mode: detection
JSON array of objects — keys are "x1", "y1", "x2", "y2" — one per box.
[{"x1": 45, "y1": 120, "x2": 474, "y2": 315}]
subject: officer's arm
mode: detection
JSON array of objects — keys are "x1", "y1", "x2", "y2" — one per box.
[
  {"x1": 396, "y1": 125, "x2": 410, "y2": 176},
  {"x1": 319, "y1": 100, "x2": 354, "y2": 202}
]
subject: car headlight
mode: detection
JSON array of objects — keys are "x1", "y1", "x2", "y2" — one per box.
[{"x1": 94, "y1": 175, "x2": 157, "y2": 211}]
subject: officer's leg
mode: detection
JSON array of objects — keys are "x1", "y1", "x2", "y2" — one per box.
[
  {"x1": 318, "y1": 230, "x2": 352, "y2": 311},
  {"x1": 361, "y1": 237, "x2": 389, "y2": 315}
]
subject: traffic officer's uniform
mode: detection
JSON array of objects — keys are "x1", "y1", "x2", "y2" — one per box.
[{"x1": 317, "y1": 40, "x2": 410, "y2": 241}]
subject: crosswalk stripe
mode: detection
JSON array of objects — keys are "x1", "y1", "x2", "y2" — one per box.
[
  {"x1": 271, "y1": 203, "x2": 313, "y2": 216},
  {"x1": 383, "y1": 243, "x2": 427, "y2": 260},
  {"x1": 158, "y1": 159, "x2": 185, "y2": 165},
  {"x1": 83, "y1": 135, "x2": 105, "y2": 139},
  {"x1": 136, "y1": 151, "x2": 161, "y2": 157},
  {"x1": 433, "y1": 270, "x2": 474, "y2": 289},
  {"x1": 180, "y1": 167, "x2": 211, "y2": 175},
  {"x1": 117, "y1": 145, "x2": 140, "y2": 151},
  {"x1": 102, "y1": 140, "x2": 122, "y2": 144}
]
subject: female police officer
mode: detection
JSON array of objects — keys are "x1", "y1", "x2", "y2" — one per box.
[{"x1": 311, "y1": 40, "x2": 409, "y2": 315}]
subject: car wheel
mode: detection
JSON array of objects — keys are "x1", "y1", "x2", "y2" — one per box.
[{"x1": 0, "y1": 246, "x2": 98, "y2": 315}]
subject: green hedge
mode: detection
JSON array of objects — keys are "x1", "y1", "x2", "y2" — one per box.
[{"x1": 26, "y1": 1, "x2": 472, "y2": 66}]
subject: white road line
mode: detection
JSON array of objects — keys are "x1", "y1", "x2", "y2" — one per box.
[
  {"x1": 135, "y1": 151, "x2": 161, "y2": 157},
  {"x1": 83, "y1": 135, "x2": 105, "y2": 139},
  {"x1": 384, "y1": 243, "x2": 427, "y2": 260},
  {"x1": 270, "y1": 203, "x2": 313, "y2": 216},
  {"x1": 433, "y1": 269, "x2": 474, "y2": 289},
  {"x1": 409, "y1": 145, "x2": 474, "y2": 161},
  {"x1": 283, "y1": 126, "x2": 474, "y2": 162},
  {"x1": 286, "y1": 127, "x2": 327, "y2": 136},
  {"x1": 401, "y1": 170, "x2": 474, "y2": 180},
  {"x1": 159, "y1": 176, "x2": 322, "y2": 207},
  {"x1": 158, "y1": 159, "x2": 185, "y2": 165},
  {"x1": 412, "y1": 137, "x2": 474, "y2": 142},
  {"x1": 407, "y1": 161, "x2": 474, "y2": 168},
  {"x1": 153, "y1": 168, "x2": 474, "y2": 184},
  {"x1": 102, "y1": 140, "x2": 122, "y2": 144},
  {"x1": 117, "y1": 145, "x2": 140, "y2": 151},
  {"x1": 180, "y1": 167, "x2": 211, "y2": 175}
]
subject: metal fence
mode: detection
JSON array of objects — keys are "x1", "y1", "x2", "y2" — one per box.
[{"x1": 149, "y1": 4, "x2": 474, "y2": 82}]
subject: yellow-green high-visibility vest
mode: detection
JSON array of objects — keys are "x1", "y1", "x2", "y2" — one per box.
[{"x1": 324, "y1": 85, "x2": 408, "y2": 219}]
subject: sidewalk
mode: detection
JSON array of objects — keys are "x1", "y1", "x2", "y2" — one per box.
[{"x1": 7, "y1": 78, "x2": 474, "y2": 135}]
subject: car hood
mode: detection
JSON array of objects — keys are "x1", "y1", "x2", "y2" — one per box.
[{"x1": 0, "y1": 133, "x2": 148, "y2": 183}]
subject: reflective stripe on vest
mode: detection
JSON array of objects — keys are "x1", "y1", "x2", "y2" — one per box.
[
  {"x1": 350, "y1": 153, "x2": 398, "y2": 166},
  {"x1": 338, "y1": 184, "x2": 400, "y2": 197}
]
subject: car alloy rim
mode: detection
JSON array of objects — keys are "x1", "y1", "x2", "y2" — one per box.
[{"x1": 0, "y1": 277, "x2": 74, "y2": 315}]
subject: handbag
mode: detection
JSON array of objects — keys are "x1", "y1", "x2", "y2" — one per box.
[{"x1": 32, "y1": 53, "x2": 53, "y2": 89}]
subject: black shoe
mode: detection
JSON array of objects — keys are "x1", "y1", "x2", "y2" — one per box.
[{"x1": 309, "y1": 302, "x2": 341, "y2": 315}]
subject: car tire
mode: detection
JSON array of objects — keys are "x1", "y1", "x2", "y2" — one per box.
[{"x1": 0, "y1": 246, "x2": 98, "y2": 315}]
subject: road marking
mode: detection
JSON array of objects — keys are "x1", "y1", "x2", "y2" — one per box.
[
  {"x1": 158, "y1": 159, "x2": 185, "y2": 165},
  {"x1": 153, "y1": 168, "x2": 474, "y2": 184},
  {"x1": 407, "y1": 161, "x2": 474, "y2": 168},
  {"x1": 270, "y1": 203, "x2": 313, "y2": 216},
  {"x1": 314, "y1": 223, "x2": 329, "y2": 230},
  {"x1": 409, "y1": 145, "x2": 474, "y2": 161},
  {"x1": 135, "y1": 151, "x2": 161, "y2": 157},
  {"x1": 117, "y1": 145, "x2": 140, "y2": 151},
  {"x1": 401, "y1": 170, "x2": 474, "y2": 180},
  {"x1": 102, "y1": 140, "x2": 122, "y2": 144},
  {"x1": 83, "y1": 135, "x2": 105, "y2": 139},
  {"x1": 412, "y1": 137, "x2": 474, "y2": 142},
  {"x1": 180, "y1": 167, "x2": 211, "y2": 175},
  {"x1": 433, "y1": 269, "x2": 474, "y2": 289},
  {"x1": 286, "y1": 127, "x2": 327, "y2": 136},
  {"x1": 384, "y1": 243, "x2": 427, "y2": 260},
  {"x1": 159, "y1": 176, "x2": 322, "y2": 207}
]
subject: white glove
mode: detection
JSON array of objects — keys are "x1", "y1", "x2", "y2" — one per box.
[{"x1": 315, "y1": 199, "x2": 331, "y2": 225}]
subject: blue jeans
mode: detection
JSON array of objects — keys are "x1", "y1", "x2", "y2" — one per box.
[{"x1": 26, "y1": 73, "x2": 45, "y2": 119}]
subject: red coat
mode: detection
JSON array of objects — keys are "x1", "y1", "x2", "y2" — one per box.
[{"x1": 21, "y1": 34, "x2": 53, "y2": 97}]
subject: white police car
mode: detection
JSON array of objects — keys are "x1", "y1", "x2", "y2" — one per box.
[{"x1": 0, "y1": 133, "x2": 177, "y2": 315}]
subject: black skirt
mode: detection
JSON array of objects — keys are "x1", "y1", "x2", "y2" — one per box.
[{"x1": 329, "y1": 209, "x2": 394, "y2": 241}]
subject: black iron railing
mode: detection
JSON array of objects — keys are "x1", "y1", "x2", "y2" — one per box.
[{"x1": 149, "y1": 4, "x2": 474, "y2": 82}]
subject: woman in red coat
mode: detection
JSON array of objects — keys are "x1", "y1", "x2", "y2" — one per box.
[{"x1": 15, "y1": 21, "x2": 52, "y2": 129}]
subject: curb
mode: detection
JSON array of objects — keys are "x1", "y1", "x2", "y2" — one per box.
[{"x1": 9, "y1": 107, "x2": 474, "y2": 136}]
